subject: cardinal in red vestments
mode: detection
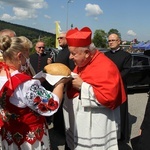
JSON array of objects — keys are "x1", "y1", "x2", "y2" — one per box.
[{"x1": 63, "y1": 26, "x2": 126, "y2": 150}]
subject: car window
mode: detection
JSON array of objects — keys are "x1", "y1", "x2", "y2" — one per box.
[{"x1": 132, "y1": 56, "x2": 149, "y2": 67}]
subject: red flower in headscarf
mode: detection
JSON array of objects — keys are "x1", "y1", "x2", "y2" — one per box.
[{"x1": 47, "y1": 98, "x2": 58, "y2": 111}]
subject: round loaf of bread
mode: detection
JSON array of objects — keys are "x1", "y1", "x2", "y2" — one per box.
[{"x1": 44, "y1": 63, "x2": 71, "y2": 76}]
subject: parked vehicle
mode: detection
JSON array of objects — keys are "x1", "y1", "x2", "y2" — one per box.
[
  {"x1": 92, "y1": 48, "x2": 150, "y2": 91},
  {"x1": 126, "y1": 53, "x2": 150, "y2": 90},
  {"x1": 97, "y1": 48, "x2": 150, "y2": 90}
]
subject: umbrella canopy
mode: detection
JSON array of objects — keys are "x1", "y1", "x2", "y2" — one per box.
[
  {"x1": 132, "y1": 42, "x2": 145, "y2": 49},
  {"x1": 139, "y1": 42, "x2": 150, "y2": 50},
  {"x1": 145, "y1": 44, "x2": 150, "y2": 50}
]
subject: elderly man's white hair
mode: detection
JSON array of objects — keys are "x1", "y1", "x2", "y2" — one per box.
[{"x1": 0, "y1": 29, "x2": 16, "y2": 37}]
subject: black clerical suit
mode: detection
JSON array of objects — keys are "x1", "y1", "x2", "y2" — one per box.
[
  {"x1": 30, "y1": 51, "x2": 54, "y2": 90},
  {"x1": 53, "y1": 46, "x2": 75, "y2": 135},
  {"x1": 30, "y1": 52, "x2": 51, "y2": 74},
  {"x1": 55, "y1": 46, "x2": 75, "y2": 71},
  {"x1": 105, "y1": 48, "x2": 132, "y2": 142}
]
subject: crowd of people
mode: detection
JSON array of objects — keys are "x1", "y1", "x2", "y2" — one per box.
[{"x1": 0, "y1": 28, "x2": 149, "y2": 150}]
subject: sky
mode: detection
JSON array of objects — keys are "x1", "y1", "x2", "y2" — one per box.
[{"x1": 0, "y1": 0, "x2": 150, "y2": 42}]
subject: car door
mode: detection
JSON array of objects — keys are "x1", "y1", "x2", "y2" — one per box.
[{"x1": 126, "y1": 54, "x2": 150, "y2": 89}]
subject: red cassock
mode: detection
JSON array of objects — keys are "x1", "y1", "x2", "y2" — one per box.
[{"x1": 67, "y1": 50, "x2": 126, "y2": 110}]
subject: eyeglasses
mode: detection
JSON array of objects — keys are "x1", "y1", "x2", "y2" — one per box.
[
  {"x1": 57, "y1": 37, "x2": 64, "y2": 40},
  {"x1": 108, "y1": 39, "x2": 118, "y2": 42},
  {"x1": 38, "y1": 47, "x2": 45, "y2": 49}
]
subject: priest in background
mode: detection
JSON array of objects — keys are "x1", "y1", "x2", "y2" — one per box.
[{"x1": 105, "y1": 33, "x2": 132, "y2": 142}]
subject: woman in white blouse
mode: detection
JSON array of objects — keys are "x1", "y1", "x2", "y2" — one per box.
[{"x1": 0, "y1": 35, "x2": 68, "y2": 150}]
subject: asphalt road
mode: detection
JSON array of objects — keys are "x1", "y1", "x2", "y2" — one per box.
[{"x1": 49, "y1": 91, "x2": 149, "y2": 150}]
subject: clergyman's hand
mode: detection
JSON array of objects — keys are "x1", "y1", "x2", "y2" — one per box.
[
  {"x1": 47, "y1": 58, "x2": 53, "y2": 64},
  {"x1": 72, "y1": 75, "x2": 83, "y2": 90}
]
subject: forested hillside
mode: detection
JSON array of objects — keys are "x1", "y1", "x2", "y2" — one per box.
[
  {"x1": 0, "y1": 20, "x2": 56, "y2": 49},
  {"x1": 0, "y1": 20, "x2": 55, "y2": 40}
]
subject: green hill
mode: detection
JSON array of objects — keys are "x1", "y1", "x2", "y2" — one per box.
[{"x1": 0, "y1": 20, "x2": 55, "y2": 40}]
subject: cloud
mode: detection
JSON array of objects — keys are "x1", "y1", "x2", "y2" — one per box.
[
  {"x1": 13, "y1": 7, "x2": 37, "y2": 19},
  {"x1": 44, "y1": 15, "x2": 51, "y2": 19},
  {"x1": 0, "y1": 0, "x2": 47, "y2": 21},
  {"x1": 32, "y1": 1, "x2": 48, "y2": 9},
  {"x1": 85, "y1": 3, "x2": 103, "y2": 17},
  {"x1": 127, "y1": 30, "x2": 136, "y2": 36},
  {"x1": 1, "y1": 14, "x2": 16, "y2": 20},
  {"x1": 0, "y1": 0, "x2": 48, "y2": 9}
]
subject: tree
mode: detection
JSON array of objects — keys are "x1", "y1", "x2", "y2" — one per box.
[
  {"x1": 92, "y1": 29, "x2": 107, "y2": 48},
  {"x1": 108, "y1": 29, "x2": 121, "y2": 39},
  {"x1": 41, "y1": 36, "x2": 55, "y2": 48}
]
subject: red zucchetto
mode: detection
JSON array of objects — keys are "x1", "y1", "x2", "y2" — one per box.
[{"x1": 66, "y1": 27, "x2": 92, "y2": 47}]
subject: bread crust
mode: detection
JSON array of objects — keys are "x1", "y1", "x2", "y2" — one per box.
[{"x1": 44, "y1": 63, "x2": 71, "y2": 76}]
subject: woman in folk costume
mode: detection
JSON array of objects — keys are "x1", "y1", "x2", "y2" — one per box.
[
  {"x1": 63, "y1": 27, "x2": 126, "y2": 150},
  {"x1": 0, "y1": 35, "x2": 68, "y2": 150}
]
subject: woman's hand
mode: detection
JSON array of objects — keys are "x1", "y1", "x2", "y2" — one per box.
[
  {"x1": 34, "y1": 77, "x2": 45, "y2": 83},
  {"x1": 55, "y1": 77, "x2": 72, "y2": 86},
  {"x1": 53, "y1": 77, "x2": 71, "y2": 104}
]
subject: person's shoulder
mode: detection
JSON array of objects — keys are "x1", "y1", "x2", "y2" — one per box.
[
  {"x1": 122, "y1": 50, "x2": 131, "y2": 57},
  {"x1": 104, "y1": 50, "x2": 111, "y2": 56},
  {"x1": 105, "y1": 50, "x2": 111, "y2": 54},
  {"x1": 61, "y1": 46, "x2": 69, "y2": 52},
  {"x1": 119, "y1": 48, "x2": 130, "y2": 55},
  {"x1": 58, "y1": 47, "x2": 70, "y2": 55},
  {"x1": 30, "y1": 53, "x2": 38, "y2": 58}
]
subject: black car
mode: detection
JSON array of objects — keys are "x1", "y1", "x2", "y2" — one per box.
[
  {"x1": 97, "y1": 48, "x2": 150, "y2": 90},
  {"x1": 126, "y1": 53, "x2": 150, "y2": 90}
]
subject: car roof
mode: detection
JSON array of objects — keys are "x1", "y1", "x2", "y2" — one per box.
[{"x1": 131, "y1": 53, "x2": 150, "y2": 58}]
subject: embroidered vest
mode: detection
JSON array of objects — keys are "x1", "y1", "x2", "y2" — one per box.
[{"x1": 0, "y1": 73, "x2": 47, "y2": 147}]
